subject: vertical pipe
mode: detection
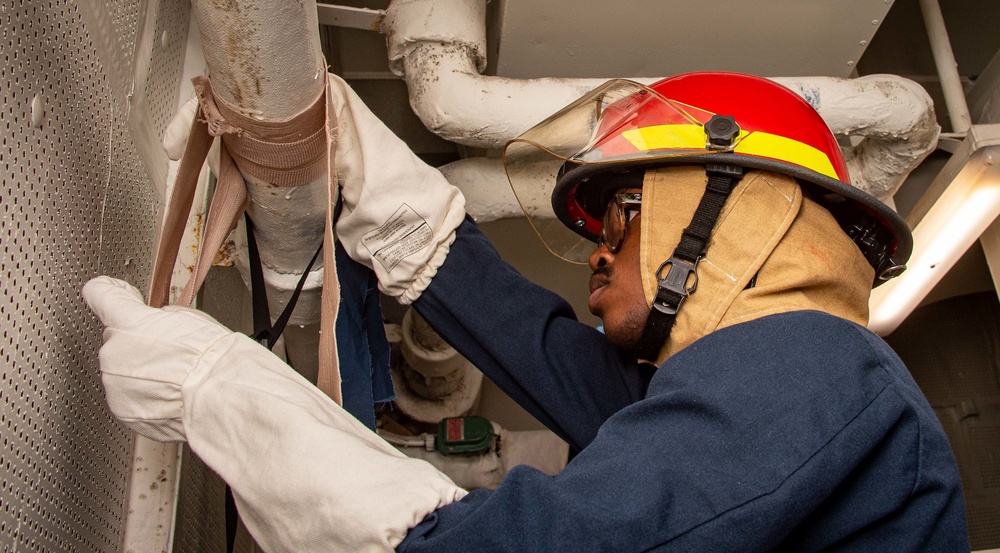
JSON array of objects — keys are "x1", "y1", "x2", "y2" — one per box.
[
  {"x1": 189, "y1": 1, "x2": 325, "y2": 119},
  {"x1": 918, "y1": 0, "x2": 972, "y2": 133},
  {"x1": 188, "y1": 0, "x2": 330, "y2": 322}
]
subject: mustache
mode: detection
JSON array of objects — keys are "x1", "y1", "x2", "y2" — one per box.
[{"x1": 592, "y1": 266, "x2": 613, "y2": 279}]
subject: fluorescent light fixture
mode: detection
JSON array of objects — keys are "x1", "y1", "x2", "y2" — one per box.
[{"x1": 869, "y1": 124, "x2": 1000, "y2": 336}]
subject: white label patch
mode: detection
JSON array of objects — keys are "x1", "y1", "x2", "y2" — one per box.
[{"x1": 362, "y1": 204, "x2": 433, "y2": 271}]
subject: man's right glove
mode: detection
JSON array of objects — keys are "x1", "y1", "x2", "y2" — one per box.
[
  {"x1": 330, "y1": 74, "x2": 466, "y2": 304},
  {"x1": 82, "y1": 276, "x2": 467, "y2": 552}
]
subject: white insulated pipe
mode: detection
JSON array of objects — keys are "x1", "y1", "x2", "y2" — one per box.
[
  {"x1": 393, "y1": 308, "x2": 484, "y2": 423},
  {"x1": 190, "y1": 0, "x2": 329, "y2": 324},
  {"x1": 773, "y1": 75, "x2": 940, "y2": 204},
  {"x1": 439, "y1": 74, "x2": 942, "y2": 222},
  {"x1": 917, "y1": 0, "x2": 972, "y2": 134},
  {"x1": 382, "y1": 425, "x2": 569, "y2": 490},
  {"x1": 383, "y1": 0, "x2": 644, "y2": 148},
  {"x1": 438, "y1": 157, "x2": 523, "y2": 223},
  {"x1": 382, "y1": 0, "x2": 940, "y2": 217}
]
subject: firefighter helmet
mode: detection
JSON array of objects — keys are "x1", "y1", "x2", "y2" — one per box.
[{"x1": 502, "y1": 72, "x2": 910, "y2": 282}]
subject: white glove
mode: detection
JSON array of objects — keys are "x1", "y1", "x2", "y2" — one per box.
[
  {"x1": 82, "y1": 275, "x2": 230, "y2": 442},
  {"x1": 163, "y1": 95, "x2": 200, "y2": 161},
  {"x1": 162, "y1": 94, "x2": 221, "y2": 178},
  {"x1": 330, "y1": 74, "x2": 466, "y2": 303},
  {"x1": 82, "y1": 276, "x2": 467, "y2": 552}
]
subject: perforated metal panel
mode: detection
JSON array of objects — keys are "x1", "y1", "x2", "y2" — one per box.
[
  {"x1": 172, "y1": 444, "x2": 227, "y2": 553},
  {"x1": 1, "y1": 0, "x2": 194, "y2": 550},
  {"x1": 886, "y1": 292, "x2": 1000, "y2": 550}
]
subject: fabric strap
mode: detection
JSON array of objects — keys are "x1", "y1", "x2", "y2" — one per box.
[
  {"x1": 146, "y1": 73, "x2": 343, "y2": 405},
  {"x1": 636, "y1": 164, "x2": 744, "y2": 362}
]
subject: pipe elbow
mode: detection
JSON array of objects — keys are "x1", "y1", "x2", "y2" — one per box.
[
  {"x1": 399, "y1": 44, "x2": 502, "y2": 143},
  {"x1": 384, "y1": 0, "x2": 488, "y2": 77},
  {"x1": 843, "y1": 76, "x2": 940, "y2": 203},
  {"x1": 385, "y1": 0, "x2": 610, "y2": 149},
  {"x1": 398, "y1": 44, "x2": 614, "y2": 149},
  {"x1": 774, "y1": 75, "x2": 940, "y2": 202}
]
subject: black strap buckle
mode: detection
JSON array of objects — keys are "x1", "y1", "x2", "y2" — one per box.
[{"x1": 651, "y1": 256, "x2": 700, "y2": 316}]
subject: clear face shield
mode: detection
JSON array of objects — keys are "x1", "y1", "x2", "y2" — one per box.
[{"x1": 502, "y1": 79, "x2": 734, "y2": 263}]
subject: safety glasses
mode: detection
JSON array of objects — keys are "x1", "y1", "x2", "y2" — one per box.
[
  {"x1": 597, "y1": 191, "x2": 642, "y2": 253},
  {"x1": 503, "y1": 79, "x2": 715, "y2": 264}
]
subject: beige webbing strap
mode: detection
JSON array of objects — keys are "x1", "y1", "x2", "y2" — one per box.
[
  {"x1": 317, "y1": 74, "x2": 342, "y2": 403},
  {"x1": 176, "y1": 144, "x2": 247, "y2": 308},
  {"x1": 148, "y1": 109, "x2": 213, "y2": 309},
  {"x1": 147, "y1": 73, "x2": 342, "y2": 404}
]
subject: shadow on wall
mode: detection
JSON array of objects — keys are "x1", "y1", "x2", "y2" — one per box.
[{"x1": 884, "y1": 289, "x2": 1000, "y2": 550}]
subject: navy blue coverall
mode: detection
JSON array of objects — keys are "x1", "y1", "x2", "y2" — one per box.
[{"x1": 397, "y1": 218, "x2": 970, "y2": 552}]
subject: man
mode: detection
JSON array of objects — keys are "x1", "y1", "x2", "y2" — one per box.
[{"x1": 83, "y1": 72, "x2": 969, "y2": 551}]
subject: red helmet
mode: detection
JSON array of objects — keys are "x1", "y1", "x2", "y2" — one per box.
[{"x1": 503, "y1": 72, "x2": 911, "y2": 282}]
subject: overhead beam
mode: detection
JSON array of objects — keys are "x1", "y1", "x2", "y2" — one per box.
[{"x1": 316, "y1": 4, "x2": 384, "y2": 31}]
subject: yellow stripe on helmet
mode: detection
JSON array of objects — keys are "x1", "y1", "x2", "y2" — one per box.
[
  {"x1": 620, "y1": 125, "x2": 838, "y2": 180},
  {"x1": 734, "y1": 132, "x2": 839, "y2": 180},
  {"x1": 621, "y1": 124, "x2": 714, "y2": 152}
]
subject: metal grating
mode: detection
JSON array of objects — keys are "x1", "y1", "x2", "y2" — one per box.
[
  {"x1": 966, "y1": 501, "x2": 1000, "y2": 551},
  {"x1": 144, "y1": 0, "x2": 189, "y2": 142},
  {"x1": 76, "y1": 0, "x2": 140, "y2": 114},
  {"x1": 971, "y1": 423, "x2": 1000, "y2": 489},
  {"x1": 172, "y1": 445, "x2": 226, "y2": 553},
  {"x1": 0, "y1": 0, "x2": 188, "y2": 550},
  {"x1": 886, "y1": 294, "x2": 1000, "y2": 407},
  {"x1": 885, "y1": 292, "x2": 1000, "y2": 550}
]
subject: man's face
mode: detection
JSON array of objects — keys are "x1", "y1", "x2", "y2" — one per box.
[{"x1": 587, "y1": 189, "x2": 649, "y2": 351}]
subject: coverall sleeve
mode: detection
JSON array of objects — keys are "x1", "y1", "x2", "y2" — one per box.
[
  {"x1": 413, "y1": 217, "x2": 648, "y2": 450},
  {"x1": 397, "y1": 312, "x2": 969, "y2": 552}
]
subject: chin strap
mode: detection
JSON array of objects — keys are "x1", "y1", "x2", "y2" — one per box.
[{"x1": 635, "y1": 163, "x2": 744, "y2": 363}]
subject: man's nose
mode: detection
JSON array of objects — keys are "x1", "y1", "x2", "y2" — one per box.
[{"x1": 588, "y1": 243, "x2": 613, "y2": 272}]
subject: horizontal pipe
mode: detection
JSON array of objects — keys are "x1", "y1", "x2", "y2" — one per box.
[
  {"x1": 773, "y1": 75, "x2": 940, "y2": 204},
  {"x1": 316, "y1": 4, "x2": 384, "y2": 31},
  {"x1": 384, "y1": 0, "x2": 939, "y2": 207}
]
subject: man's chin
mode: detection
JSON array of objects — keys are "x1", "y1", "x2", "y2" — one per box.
[
  {"x1": 603, "y1": 327, "x2": 640, "y2": 352},
  {"x1": 601, "y1": 312, "x2": 649, "y2": 353}
]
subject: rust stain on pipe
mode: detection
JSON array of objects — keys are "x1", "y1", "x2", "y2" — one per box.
[{"x1": 204, "y1": 0, "x2": 266, "y2": 112}]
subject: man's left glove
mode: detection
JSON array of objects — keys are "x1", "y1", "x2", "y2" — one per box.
[
  {"x1": 330, "y1": 74, "x2": 466, "y2": 304},
  {"x1": 82, "y1": 276, "x2": 466, "y2": 552}
]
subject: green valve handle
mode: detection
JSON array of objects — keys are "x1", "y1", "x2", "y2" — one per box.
[{"x1": 436, "y1": 416, "x2": 495, "y2": 455}]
